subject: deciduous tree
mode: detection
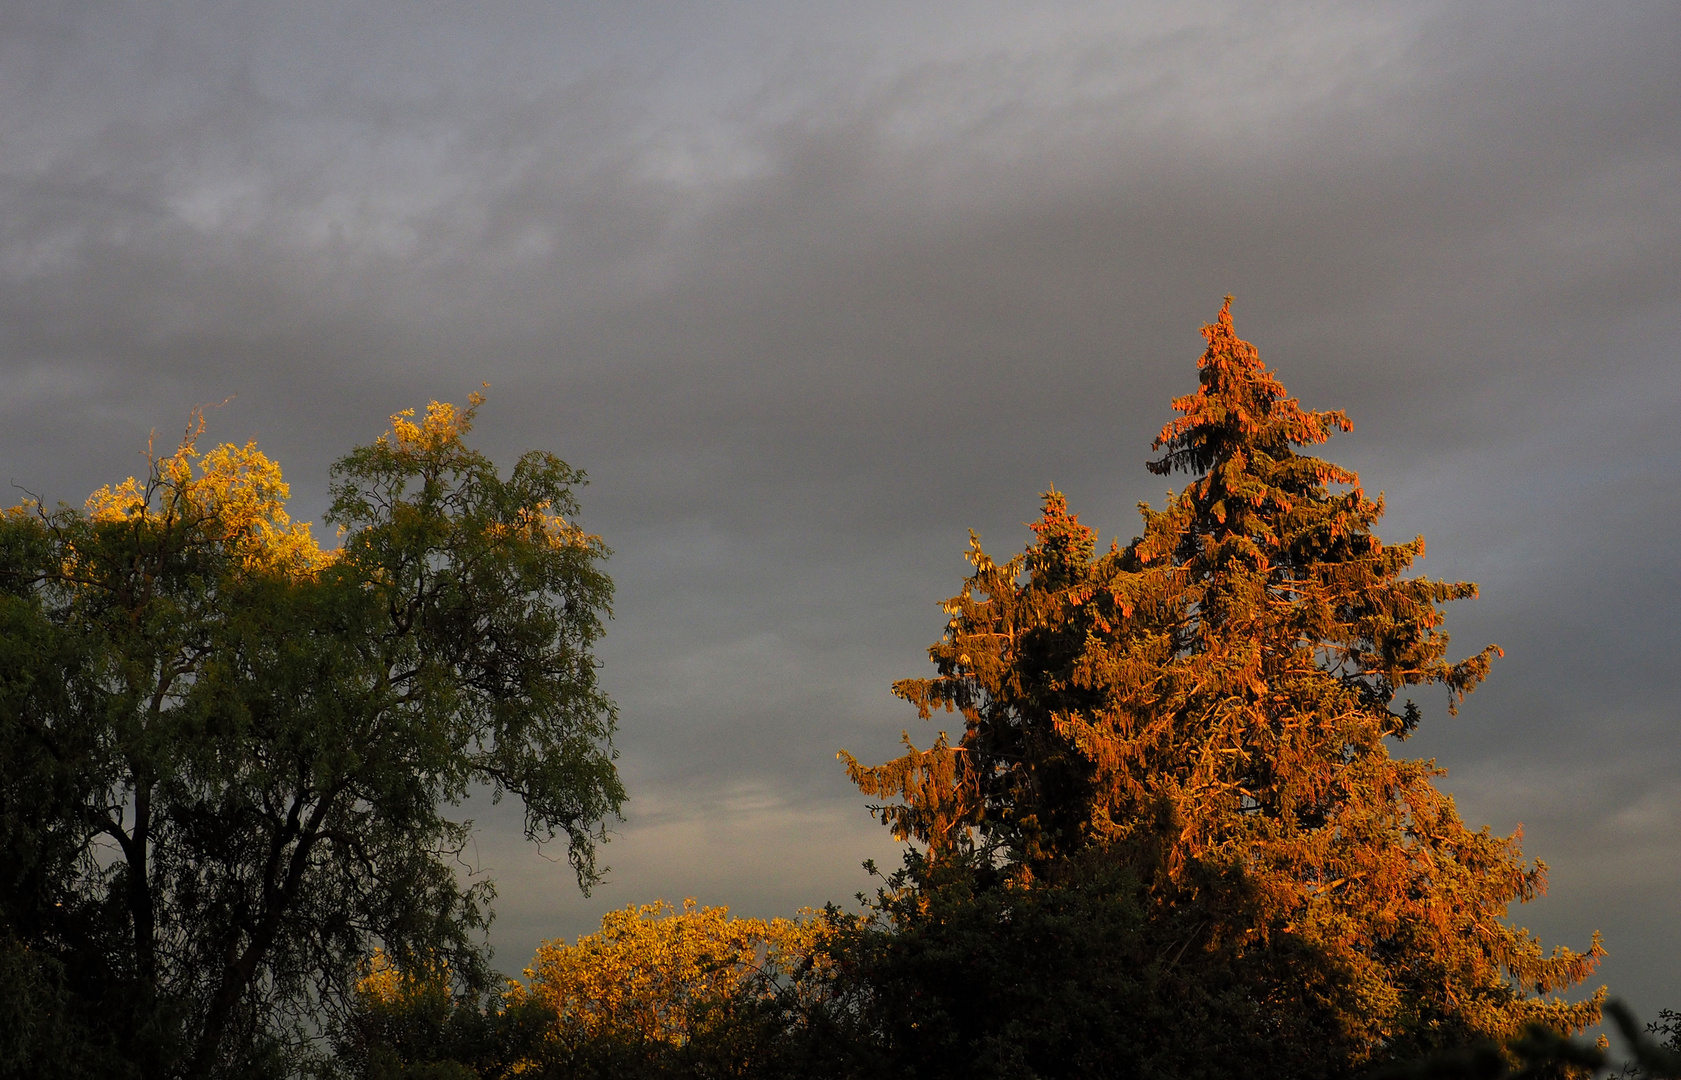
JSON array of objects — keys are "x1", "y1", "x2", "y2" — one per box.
[
  {"x1": 517, "y1": 899, "x2": 820, "y2": 1056},
  {"x1": 345, "y1": 901, "x2": 849, "y2": 1079},
  {"x1": 0, "y1": 396, "x2": 623, "y2": 1079}
]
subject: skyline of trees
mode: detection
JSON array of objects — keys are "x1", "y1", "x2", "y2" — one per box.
[{"x1": 1, "y1": 304, "x2": 1656, "y2": 1079}]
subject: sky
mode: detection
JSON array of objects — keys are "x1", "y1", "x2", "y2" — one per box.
[{"x1": 3, "y1": 0, "x2": 1677, "y2": 1019}]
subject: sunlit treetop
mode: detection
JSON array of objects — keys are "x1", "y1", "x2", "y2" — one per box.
[
  {"x1": 514, "y1": 899, "x2": 827, "y2": 1046},
  {"x1": 1150, "y1": 297, "x2": 1352, "y2": 483},
  {"x1": 75, "y1": 414, "x2": 333, "y2": 577},
  {"x1": 843, "y1": 299, "x2": 1603, "y2": 1066},
  {"x1": 0, "y1": 395, "x2": 623, "y2": 1078}
]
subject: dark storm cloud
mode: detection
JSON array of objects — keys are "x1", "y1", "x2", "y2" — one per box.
[{"x1": 3, "y1": 0, "x2": 1677, "y2": 1006}]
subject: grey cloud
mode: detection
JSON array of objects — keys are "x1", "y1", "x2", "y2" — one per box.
[{"x1": 2, "y1": 0, "x2": 1677, "y2": 1013}]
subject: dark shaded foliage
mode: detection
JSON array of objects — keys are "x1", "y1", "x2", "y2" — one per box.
[
  {"x1": 825, "y1": 854, "x2": 1356, "y2": 1080},
  {"x1": 0, "y1": 398, "x2": 622, "y2": 1078},
  {"x1": 1374, "y1": 1002, "x2": 1681, "y2": 1080}
]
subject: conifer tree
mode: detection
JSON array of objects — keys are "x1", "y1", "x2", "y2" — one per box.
[{"x1": 843, "y1": 300, "x2": 1604, "y2": 1070}]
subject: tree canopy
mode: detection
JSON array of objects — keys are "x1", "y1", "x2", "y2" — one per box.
[
  {"x1": 345, "y1": 901, "x2": 850, "y2": 1079},
  {"x1": 0, "y1": 310, "x2": 1626, "y2": 1080},
  {"x1": 842, "y1": 300, "x2": 1604, "y2": 1075},
  {"x1": 0, "y1": 395, "x2": 624, "y2": 1079}
]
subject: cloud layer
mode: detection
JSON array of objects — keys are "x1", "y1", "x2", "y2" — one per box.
[{"x1": 3, "y1": 0, "x2": 1677, "y2": 1012}]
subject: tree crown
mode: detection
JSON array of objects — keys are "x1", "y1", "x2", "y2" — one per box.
[
  {"x1": 0, "y1": 396, "x2": 623, "y2": 1078},
  {"x1": 842, "y1": 301, "x2": 1602, "y2": 1062}
]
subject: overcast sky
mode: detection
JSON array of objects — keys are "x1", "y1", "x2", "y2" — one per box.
[{"x1": 3, "y1": 0, "x2": 1677, "y2": 1018}]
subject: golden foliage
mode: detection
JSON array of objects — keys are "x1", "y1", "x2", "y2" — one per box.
[
  {"x1": 79, "y1": 412, "x2": 332, "y2": 576},
  {"x1": 841, "y1": 733, "x2": 969, "y2": 850},
  {"x1": 384, "y1": 393, "x2": 485, "y2": 456},
  {"x1": 842, "y1": 300, "x2": 1604, "y2": 1058},
  {"x1": 368, "y1": 390, "x2": 599, "y2": 557},
  {"x1": 355, "y1": 949, "x2": 455, "y2": 1010},
  {"x1": 515, "y1": 900, "x2": 827, "y2": 1047}
]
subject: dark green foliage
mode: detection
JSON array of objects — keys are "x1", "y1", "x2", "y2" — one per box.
[
  {"x1": 340, "y1": 980, "x2": 557, "y2": 1080},
  {"x1": 831, "y1": 855, "x2": 1355, "y2": 1080},
  {"x1": 0, "y1": 399, "x2": 623, "y2": 1078},
  {"x1": 1373, "y1": 1002, "x2": 1681, "y2": 1080},
  {"x1": 1651, "y1": 1013, "x2": 1681, "y2": 1059}
]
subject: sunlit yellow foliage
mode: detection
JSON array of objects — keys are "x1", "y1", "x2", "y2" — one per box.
[
  {"x1": 383, "y1": 391, "x2": 485, "y2": 455},
  {"x1": 373, "y1": 390, "x2": 598, "y2": 556},
  {"x1": 515, "y1": 899, "x2": 827, "y2": 1047},
  {"x1": 355, "y1": 949, "x2": 453, "y2": 1008},
  {"x1": 485, "y1": 502, "x2": 598, "y2": 553},
  {"x1": 82, "y1": 416, "x2": 331, "y2": 576}
]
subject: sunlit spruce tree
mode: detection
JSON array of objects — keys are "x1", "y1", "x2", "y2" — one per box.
[{"x1": 843, "y1": 300, "x2": 1604, "y2": 1075}]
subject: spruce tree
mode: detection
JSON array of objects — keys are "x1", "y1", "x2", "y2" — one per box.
[{"x1": 843, "y1": 300, "x2": 1604, "y2": 1073}]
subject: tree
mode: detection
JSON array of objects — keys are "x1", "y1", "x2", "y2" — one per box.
[
  {"x1": 516, "y1": 899, "x2": 818, "y2": 1051},
  {"x1": 340, "y1": 951, "x2": 557, "y2": 1080},
  {"x1": 843, "y1": 300, "x2": 1604, "y2": 1075},
  {"x1": 0, "y1": 396, "x2": 624, "y2": 1079},
  {"x1": 344, "y1": 900, "x2": 852, "y2": 1080},
  {"x1": 1375, "y1": 1001, "x2": 1681, "y2": 1079}
]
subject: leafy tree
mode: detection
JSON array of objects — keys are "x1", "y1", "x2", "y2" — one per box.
[
  {"x1": 516, "y1": 898, "x2": 821, "y2": 1051},
  {"x1": 341, "y1": 951, "x2": 557, "y2": 1080},
  {"x1": 1376, "y1": 1001, "x2": 1681, "y2": 1079},
  {"x1": 346, "y1": 900, "x2": 856, "y2": 1079},
  {"x1": 843, "y1": 301, "x2": 1604, "y2": 1076},
  {"x1": 0, "y1": 396, "x2": 624, "y2": 1079},
  {"x1": 515, "y1": 898, "x2": 848, "y2": 1078}
]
